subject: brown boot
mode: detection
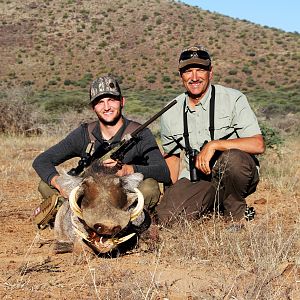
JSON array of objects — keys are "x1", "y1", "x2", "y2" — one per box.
[{"x1": 32, "y1": 194, "x2": 64, "y2": 230}]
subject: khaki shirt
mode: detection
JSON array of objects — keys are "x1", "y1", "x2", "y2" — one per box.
[{"x1": 161, "y1": 84, "x2": 261, "y2": 179}]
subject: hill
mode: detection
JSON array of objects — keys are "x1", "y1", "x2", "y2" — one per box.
[{"x1": 1, "y1": 0, "x2": 299, "y2": 93}]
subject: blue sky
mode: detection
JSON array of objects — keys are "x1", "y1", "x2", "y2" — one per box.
[{"x1": 181, "y1": 0, "x2": 300, "y2": 33}]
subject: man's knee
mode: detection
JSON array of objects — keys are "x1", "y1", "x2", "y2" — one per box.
[
  {"x1": 214, "y1": 149, "x2": 257, "y2": 178},
  {"x1": 156, "y1": 178, "x2": 216, "y2": 226},
  {"x1": 138, "y1": 178, "x2": 161, "y2": 210},
  {"x1": 38, "y1": 180, "x2": 59, "y2": 200}
]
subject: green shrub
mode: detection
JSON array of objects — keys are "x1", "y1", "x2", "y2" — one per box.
[
  {"x1": 162, "y1": 75, "x2": 171, "y2": 82},
  {"x1": 242, "y1": 65, "x2": 252, "y2": 74},
  {"x1": 228, "y1": 69, "x2": 237, "y2": 75},
  {"x1": 145, "y1": 75, "x2": 157, "y2": 83},
  {"x1": 260, "y1": 122, "x2": 283, "y2": 148}
]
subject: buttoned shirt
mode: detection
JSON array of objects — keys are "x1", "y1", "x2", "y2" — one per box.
[{"x1": 161, "y1": 84, "x2": 261, "y2": 179}]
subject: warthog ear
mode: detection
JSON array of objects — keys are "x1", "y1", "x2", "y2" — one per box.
[
  {"x1": 120, "y1": 173, "x2": 144, "y2": 193},
  {"x1": 56, "y1": 172, "x2": 83, "y2": 198}
]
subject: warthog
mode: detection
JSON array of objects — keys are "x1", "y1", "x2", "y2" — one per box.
[{"x1": 53, "y1": 161, "x2": 150, "y2": 256}]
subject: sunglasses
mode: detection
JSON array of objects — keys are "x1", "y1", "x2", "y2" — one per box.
[{"x1": 179, "y1": 50, "x2": 211, "y2": 62}]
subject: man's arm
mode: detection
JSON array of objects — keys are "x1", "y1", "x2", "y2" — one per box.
[
  {"x1": 195, "y1": 134, "x2": 265, "y2": 175},
  {"x1": 164, "y1": 153, "x2": 181, "y2": 184},
  {"x1": 32, "y1": 125, "x2": 87, "y2": 185}
]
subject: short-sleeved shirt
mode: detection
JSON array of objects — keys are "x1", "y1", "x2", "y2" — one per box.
[{"x1": 161, "y1": 84, "x2": 261, "y2": 179}]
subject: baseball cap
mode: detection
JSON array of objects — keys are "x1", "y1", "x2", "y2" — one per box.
[
  {"x1": 89, "y1": 75, "x2": 122, "y2": 103},
  {"x1": 178, "y1": 45, "x2": 211, "y2": 70}
]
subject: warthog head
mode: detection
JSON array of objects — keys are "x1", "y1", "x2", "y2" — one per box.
[{"x1": 56, "y1": 161, "x2": 145, "y2": 254}]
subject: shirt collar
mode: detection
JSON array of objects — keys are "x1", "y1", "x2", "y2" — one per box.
[{"x1": 92, "y1": 117, "x2": 128, "y2": 145}]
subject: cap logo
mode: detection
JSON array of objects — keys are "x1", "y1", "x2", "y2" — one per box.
[{"x1": 89, "y1": 75, "x2": 121, "y2": 103}]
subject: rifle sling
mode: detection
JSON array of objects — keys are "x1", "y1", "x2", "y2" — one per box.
[{"x1": 183, "y1": 85, "x2": 216, "y2": 154}]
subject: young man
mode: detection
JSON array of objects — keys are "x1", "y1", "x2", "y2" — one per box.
[
  {"x1": 156, "y1": 45, "x2": 265, "y2": 225},
  {"x1": 32, "y1": 75, "x2": 170, "y2": 228}
]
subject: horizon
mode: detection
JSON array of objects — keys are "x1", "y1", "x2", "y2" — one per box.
[{"x1": 181, "y1": 0, "x2": 300, "y2": 33}]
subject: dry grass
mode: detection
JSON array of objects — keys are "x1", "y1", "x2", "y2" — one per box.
[
  {"x1": 259, "y1": 137, "x2": 300, "y2": 193},
  {"x1": 0, "y1": 134, "x2": 299, "y2": 299}
]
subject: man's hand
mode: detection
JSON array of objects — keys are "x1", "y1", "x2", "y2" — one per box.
[
  {"x1": 102, "y1": 158, "x2": 134, "y2": 176},
  {"x1": 194, "y1": 135, "x2": 265, "y2": 175},
  {"x1": 195, "y1": 141, "x2": 216, "y2": 175},
  {"x1": 50, "y1": 175, "x2": 68, "y2": 198},
  {"x1": 115, "y1": 164, "x2": 134, "y2": 176},
  {"x1": 102, "y1": 158, "x2": 118, "y2": 168}
]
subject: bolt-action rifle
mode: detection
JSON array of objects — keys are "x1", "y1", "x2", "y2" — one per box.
[
  {"x1": 68, "y1": 99, "x2": 177, "y2": 176},
  {"x1": 101, "y1": 99, "x2": 177, "y2": 163}
]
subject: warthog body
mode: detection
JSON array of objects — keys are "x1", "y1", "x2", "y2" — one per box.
[{"x1": 54, "y1": 161, "x2": 150, "y2": 256}]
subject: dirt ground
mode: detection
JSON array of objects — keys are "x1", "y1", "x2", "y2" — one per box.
[{"x1": 0, "y1": 136, "x2": 299, "y2": 299}]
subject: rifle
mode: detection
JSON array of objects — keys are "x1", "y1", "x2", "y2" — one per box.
[
  {"x1": 68, "y1": 99, "x2": 177, "y2": 176},
  {"x1": 101, "y1": 99, "x2": 177, "y2": 163}
]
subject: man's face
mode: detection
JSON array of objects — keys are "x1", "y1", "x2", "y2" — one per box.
[
  {"x1": 93, "y1": 96, "x2": 124, "y2": 125},
  {"x1": 180, "y1": 66, "x2": 213, "y2": 99}
]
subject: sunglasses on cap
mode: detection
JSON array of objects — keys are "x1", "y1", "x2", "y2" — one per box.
[{"x1": 179, "y1": 50, "x2": 211, "y2": 62}]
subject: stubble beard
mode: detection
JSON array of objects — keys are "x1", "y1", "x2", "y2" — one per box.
[{"x1": 97, "y1": 109, "x2": 122, "y2": 126}]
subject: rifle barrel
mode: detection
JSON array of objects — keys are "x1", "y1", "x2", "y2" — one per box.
[{"x1": 131, "y1": 99, "x2": 177, "y2": 136}]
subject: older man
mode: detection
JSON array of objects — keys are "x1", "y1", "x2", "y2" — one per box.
[{"x1": 156, "y1": 45, "x2": 265, "y2": 225}]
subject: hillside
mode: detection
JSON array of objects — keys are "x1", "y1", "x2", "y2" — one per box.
[{"x1": 1, "y1": 0, "x2": 299, "y2": 93}]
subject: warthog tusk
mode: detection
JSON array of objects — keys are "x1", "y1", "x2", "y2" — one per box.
[
  {"x1": 130, "y1": 188, "x2": 144, "y2": 221},
  {"x1": 113, "y1": 233, "x2": 136, "y2": 244},
  {"x1": 96, "y1": 233, "x2": 136, "y2": 247},
  {"x1": 69, "y1": 185, "x2": 83, "y2": 219}
]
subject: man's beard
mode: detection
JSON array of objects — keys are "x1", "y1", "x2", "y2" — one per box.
[{"x1": 97, "y1": 110, "x2": 122, "y2": 126}]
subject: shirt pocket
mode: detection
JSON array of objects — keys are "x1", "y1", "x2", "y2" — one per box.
[{"x1": 215, "y1": 115, "x2": 232, "y2": 130}]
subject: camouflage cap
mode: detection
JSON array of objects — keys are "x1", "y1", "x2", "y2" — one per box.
[
  {"x1": 89, "y1": 75, "x2": 122, "y2": 103},
  {"x1": 178, "y1": 45, "x2": 211, "y2": 70}
]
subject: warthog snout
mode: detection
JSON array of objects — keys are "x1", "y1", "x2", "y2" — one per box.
[{"x1": 93, "y1": 223, "x2": 122, "y2": 236}]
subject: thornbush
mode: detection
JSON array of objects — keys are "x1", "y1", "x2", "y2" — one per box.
[{"x1": 0, "y1": 87, "x2": 42, "y2": 135}]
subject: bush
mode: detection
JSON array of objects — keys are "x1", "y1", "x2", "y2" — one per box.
[
  {"x1": 162, "y1": 75, "x2": 171, "y2": 82},
  {"x1": 228, "y1": 69, "x2": 237, "y2": 75},
  {"x1": 145, "y1": 75, "x2": 157, "y2": 83},
  {"x1": 0, "y1": 87, "x2": 42, "y2": 135},
  {"x1": 260, "y1": 122, "x2": 283, "y2": 149}
]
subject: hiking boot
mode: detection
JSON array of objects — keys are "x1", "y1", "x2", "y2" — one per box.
[
  {"x1": 226, "y1": 206, "x2": 256, "y2": 232},
  {"x1": 32, "y1": 194, "x2": 65, "y2": 230}
]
